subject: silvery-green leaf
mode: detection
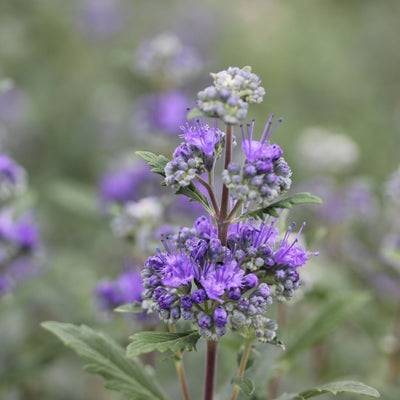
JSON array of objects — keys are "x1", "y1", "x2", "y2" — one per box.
[
  {"x1": 127, "y1": 330, "x2": 200, "y2": 358},
  {"x1": 41, "y1": 322, "x2": 169, "y2": 400},
  {"x1": 274, "y1": 381, "x2": 380, "y2": 400},
  {"x1": 231, "y1": 377, "x2": 255, "y2": 396}
]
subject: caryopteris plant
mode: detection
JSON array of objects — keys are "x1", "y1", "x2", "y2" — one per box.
[{"x1": 42, "y1": 66, "x2": 380, "y2": 400}]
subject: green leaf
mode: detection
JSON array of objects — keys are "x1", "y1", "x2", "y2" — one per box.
[
  {"x1": 41, "y1": 322, "x2": 169, "y2": 400},
  {"x1": 135, "y1": 151, "x2": 170, "y2": 177},
  {"x1": 232, "y1": 377, "x2": 256, "y2": 396},
  {"x1": 283, "y1": 292, "x2": 369, "y2": 363},
  {"x1": 187, "y1": 107, "x2": 205, "y2": 121},
  {"x1": 274, "y1": 381, "x2": 380, "y2": 400},
  {"x1": 114, "y1": 302, "x2": 144, "y2": 315},
  {"x1": 241, "y1": 193, "x2": 322, "y2": 220},
  {"x1": 127, "y1": 330, "x2": 200, "y2": 358},
  {"x1": 175, "y1": 182, "x2": 214, "y2": 214}
]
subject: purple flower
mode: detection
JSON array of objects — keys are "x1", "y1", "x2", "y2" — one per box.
[
  {"x1": 198, "y1": 312, "x2": 212, "y2": 328},
  {"x1": 180, "y1": 119, "x2": 222, "y2": 157},
  {"x1": 160, "y1": 253, "x2": 196, "y2": 287},
  {"x1": 214, "y1": 307, "x2": 228, "y2": 327},
  {"x1": 200, "y1": 260, "x2": 244, "y2": 302},
  {"x1": 274, "y1": 223, "x2": 318, "y2": 268},
  {"x1": 181, "y1": 295, "x2": 193, "y2": 309},
  {"x1": 244, "y1": 273, "x2": 258, "y2": 288},
  {"x1": 241, "y1": 117, "x2": 283, "y2": 162},
  {"x1": 192, "y1": 289, "x2": 206, "y2": 304}
]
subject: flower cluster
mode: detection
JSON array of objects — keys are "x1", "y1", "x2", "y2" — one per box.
[
  {"x1": 222, "y1": 118, "x2": 292, "y2": 207},
  {"x1": 0, "y1": 153, "x2": 41, "y2": 298},
  {"x1": 141, "y1": 216, "x2": 317, "y2": 341},
  {"x1": 197, "y1": 66, "x2": 265, "y2": 125},
  {"x1": 133, "y1": 33, "x2": 202, "y2": 84},
  {"x1": 164, "y1": 118, "x2": 226, "y2": 188}
]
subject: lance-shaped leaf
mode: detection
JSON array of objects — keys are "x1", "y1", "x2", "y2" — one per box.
[
  {"x1": 175, "y1": 182, "x2": 214, "y2": 214},
  {"x1": 232, "y1": 377, "x2": 256, "y2": 396},
  {"x1": 41, "y1": 322, "x2": 169, "y2": 400},
  {"x1": 114, "y1": 302, "x2": 144, "y2": 315},
  {"x1": 127, "y1": 330, "x2": 200, "y2": 358},
  {"x1": 274, "y1": 381, "x2": 380, "y2": 400},
  {"x1": 241, "y1": 193, "x2": 322, "y2": 220},
  {"x1": 135, "y1": 151, "x2": 169, "y2": 177}
]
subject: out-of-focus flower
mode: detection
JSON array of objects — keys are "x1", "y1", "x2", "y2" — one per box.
[
  {"x1": 78, "y1": 0, "x2": 124, "y2": 39},
  {"x1": 0, "y1": 84, "x2": 28, "y2": 126},
  {"x1": 296, "y1": 127, "x2": 360, "y2": 173},
  {"x1": 0, "y1": 154, "x2": 27, "y2": 200},
  {"x1": 99, "y1": 160, "x2": 159, "y2": 207},
  {"x1": 95, "y1": 268, "x2": 143, "y2": 313},
  {"x1": 133, "y1": 33, "x2": 202, "y2": 84},
  {"x1": 133, "y1": 91, "x2": 191, "y2": 135}
]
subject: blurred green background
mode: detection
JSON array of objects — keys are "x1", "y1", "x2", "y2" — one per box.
[{"x1": 0, "y1": 0, "x2": 399, "y2": 399}]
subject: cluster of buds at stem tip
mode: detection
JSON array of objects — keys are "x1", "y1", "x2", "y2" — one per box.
[{"x1": 197, "y1": 66, "x2": 265, "y2": 125}]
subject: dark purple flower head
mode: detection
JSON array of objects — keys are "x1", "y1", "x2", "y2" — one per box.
[
  {"x1": 244, "y1": 273, "x2": 258, "y2": 288},
  {"x1": 158, "y1": 293, "x2": 175, "y2": 309},
  {"x1": 180, "y1": 118, "x2": 223, "y2": 157},
  {"x1": 181, "y1": 295, "x2": 193, "y2": 309},
  {"x1": 192, "y1": 289, "x2": 206, "y2": 304},
  {"x1": 198, "y1": 312, "x2": 212, "y2": 328},
  {"x1": 214, "y1": 307, "x2": 228, "y2": 327}
]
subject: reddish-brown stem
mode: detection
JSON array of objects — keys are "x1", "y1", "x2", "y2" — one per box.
[{"x1": 204, "y1": 341, "x2": 218, "y2": 400}]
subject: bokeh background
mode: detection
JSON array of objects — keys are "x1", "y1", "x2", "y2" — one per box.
[{"x1": 1, "y1": 0, "x2": 400, "y2": 399}]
